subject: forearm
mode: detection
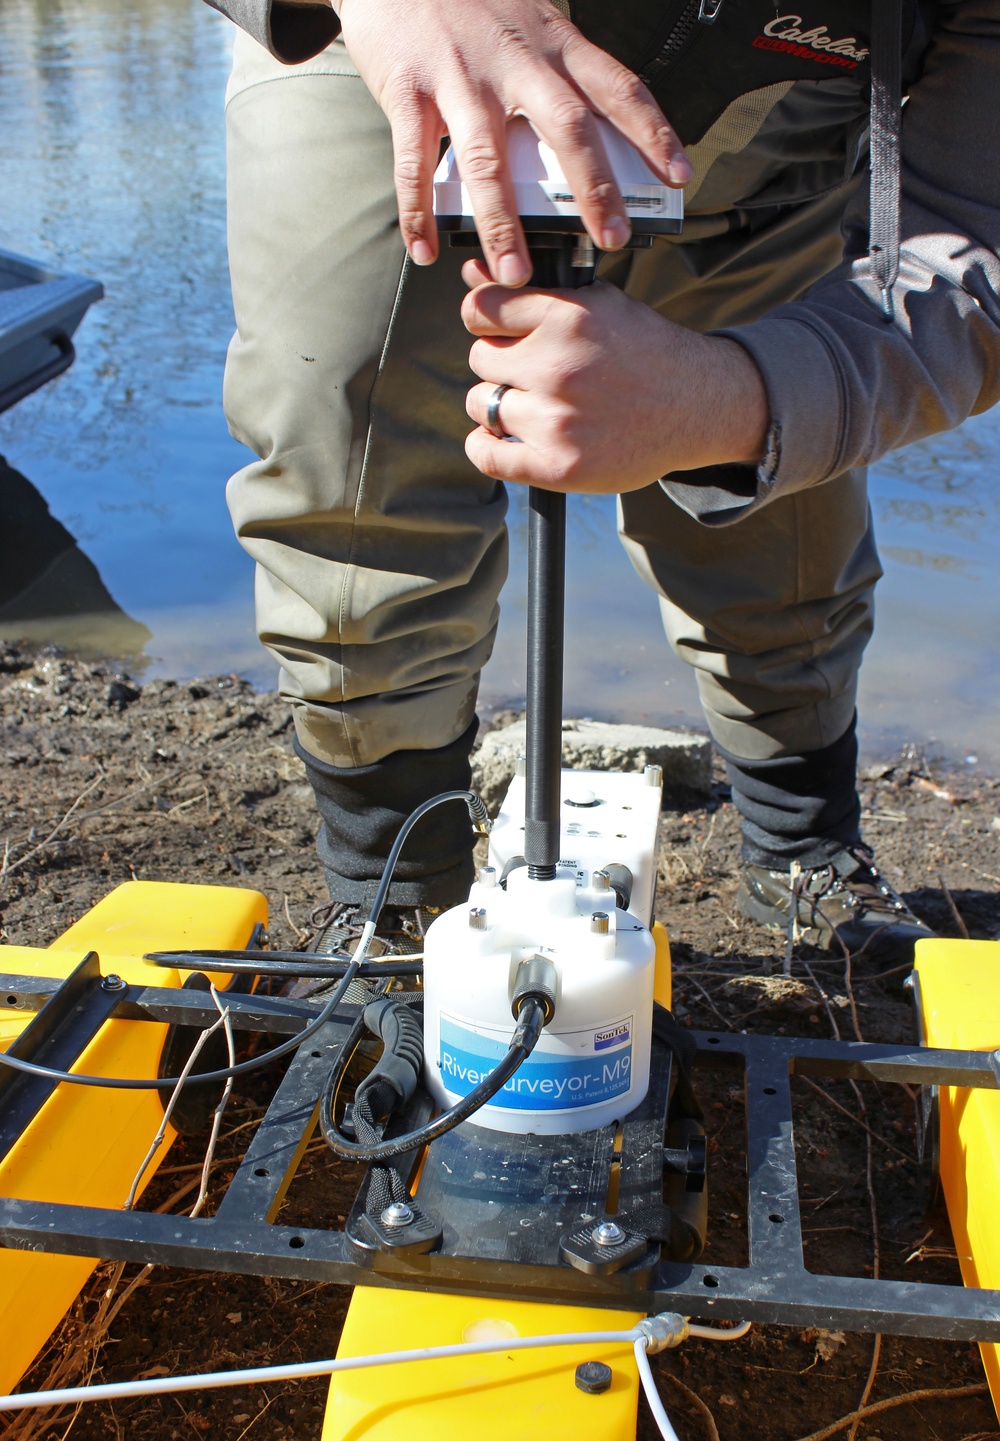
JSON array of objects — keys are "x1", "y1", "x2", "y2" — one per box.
[{"x1": 676, "y1": 0, "x2": 1000, "y2": 524}]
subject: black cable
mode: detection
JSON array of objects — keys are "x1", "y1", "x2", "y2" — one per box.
[
  {"x1": 320, "y1": 996, "x2": 547, "y2": 1163},
  {"x1": 145, "y1": 950, "x2": 423, "y2": 980},
  {"x1": 0, "y1": 789, "x2": 487, "y2": 1092},
  {"x1": 0, "y1": 961, "x2": 363, "y2": 1092}
]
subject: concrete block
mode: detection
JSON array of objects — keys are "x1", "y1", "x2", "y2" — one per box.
[{"x1": 473, "y1": 716, "x2": 712, "y2": 812}]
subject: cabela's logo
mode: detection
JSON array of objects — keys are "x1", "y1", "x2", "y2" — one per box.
[{"x1": 753, "y1": 14, "x2": 870, "y2": 69}]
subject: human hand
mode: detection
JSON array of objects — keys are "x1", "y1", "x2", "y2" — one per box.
[
  {"x1": 461, "y1": 260, "x2": 770, "y2": 493},
  {"x1": 335, "y1": 0, "x2": 690, "y2": 286}
]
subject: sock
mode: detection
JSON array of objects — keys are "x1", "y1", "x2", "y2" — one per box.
[
  {"x1": 718, "y1": 715, "x2": 862, "y2": 869},
  {"x1": 296, "y1": 719, "x2": 479, "y2": 912}
]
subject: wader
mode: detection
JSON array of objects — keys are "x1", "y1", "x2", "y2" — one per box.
[{"x1": 221, "y1": 17, "x2": 911, "y2": 902}]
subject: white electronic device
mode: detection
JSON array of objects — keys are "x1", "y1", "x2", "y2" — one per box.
[
  {"x1": 488, "y1": 761, "x2": 664, "y2": 928},
  {"x1": 421, "y1": 864, "x2": 655, "y2": 1136},
  {"x1": 434, "y1": 114, "x2": 683, "y2": 235}
]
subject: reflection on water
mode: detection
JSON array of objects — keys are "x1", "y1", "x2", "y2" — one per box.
[
  {"x1": 0, "y1": 454, "x2": 150, "y2": 654},
  {"x1": 1, "y1": 0, "x2": 998, "y2": 766}
]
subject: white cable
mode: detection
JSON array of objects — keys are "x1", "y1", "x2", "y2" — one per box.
[
  {"x1": 0, "y1": 1328, "x2": 648, "y2": 1412},
  {"x1": 688, "y1": 1320, "x2": 752, "y2": 1341},
  {"x1": 0, "y1": 1309, "x2": 748, "y2": 1424},
  {"x1": 634, "y1": 1338, "x2": 683, "y2": 1441}
]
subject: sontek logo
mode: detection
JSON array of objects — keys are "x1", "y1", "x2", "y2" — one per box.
[
  {"x1": 594, "y1": 1020, "x2": 631, "y2": 1052},
  {"x1": 753, "y1": 14, "x2": 870, "y2": 69}
]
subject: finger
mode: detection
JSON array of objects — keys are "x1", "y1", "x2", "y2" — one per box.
[
  {"x1": 442, "y1": 97, "x2": 532, "y2": 287},
  {"x1": 517, "y1": 73, "x2": 632, "y2": 251},
  {"x1": 461, "y1": 282, "x2": 553, "y2": 338},
  {"x1": 386, "y1": 89, "x2": 446, "y2": 265},
  {"x1": 466, "y1": 425, "x2": 542, "y2": 484},
  {"x1": 562, "y1": 39, "x2": 692, "y2": 187},
  {"x1": 465, "y1": 380, "x2": 529, "y2": 437},
  {"x1": 461, "y1": 257, "x2": 492, "y2": 289}
]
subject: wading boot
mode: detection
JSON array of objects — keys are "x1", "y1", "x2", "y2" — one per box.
[
  {"x1": 737, "y1": 844, "x2": 934, "y2": 965},
  {"x1": 291, "y1": 900, "x2": 438, "y2": 1003}
]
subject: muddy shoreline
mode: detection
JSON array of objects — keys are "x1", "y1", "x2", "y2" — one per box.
[{"x1": 2, "y1": 642, "x2": 999, "y2": 1441}]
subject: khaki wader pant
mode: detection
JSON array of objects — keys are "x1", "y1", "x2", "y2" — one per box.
[{"x1": 223, "y1": 33, "x2": 882, "y2": 771}]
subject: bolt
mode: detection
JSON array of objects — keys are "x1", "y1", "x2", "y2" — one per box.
[
  {"x1": 644, "y1": 763, "x2": 663, "y2": 788},
  {"x1": 478, "y1": 865, "x2": 497, "y2": 888},
  {"x1": 515, "y1": 753, "x2": 526, "y2": 778},
  {"x1": 591, "y1": 869, "x2": 611, "y2": 891},
  {"x1": 575, "y1": 1361, "x2": 613, "y2": 1395},
  {"x1": 469, "y1": 906, "x2": 488, "y2": 931},
  {"x1": 101, "y1": 973, "x2": 126, "y2": 992},
  {"x1": 380, "y1": 1202, "x2": 414, "y2": 1229},
  {"x1": 592, "y1": 1221, "x2": 625, "y2": 1247},
  {"x1": 590, "y1": 912, "x2": 610, "y2": 935}
]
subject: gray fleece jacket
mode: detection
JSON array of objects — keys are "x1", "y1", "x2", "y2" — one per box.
[{"x1": 207, "y1": 0, "x2": 1000, "y2": 523}]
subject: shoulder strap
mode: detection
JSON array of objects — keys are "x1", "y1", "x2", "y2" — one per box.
[{"x1": 869, "y1": 0, "x2": 903, "y2": 320}]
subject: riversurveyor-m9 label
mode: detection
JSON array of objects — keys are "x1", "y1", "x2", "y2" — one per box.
[{"x1": 438, "y1": 1014, "x2": 633, "y2": 1110}]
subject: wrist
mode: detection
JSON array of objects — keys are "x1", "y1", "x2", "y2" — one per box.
[{"x1": 708, "y1": 337, "x2": 769, "y2": 468}]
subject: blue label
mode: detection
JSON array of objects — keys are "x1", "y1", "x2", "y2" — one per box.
[{"x1": 439, "y1": 1017, "x2": 632, "y2": 1111}]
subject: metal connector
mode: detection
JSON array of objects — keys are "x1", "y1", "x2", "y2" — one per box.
[
  {"x1": 637, "y1": 1313, "x2": 690, "y2": 1353},
  {"x1": 511, "y1": 954, "x2": 558, "y2": 1025}
]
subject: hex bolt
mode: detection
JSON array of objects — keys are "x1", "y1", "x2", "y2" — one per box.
[
  {"x1": 591, "y1": 869, "x2": 611, "y2": 892},
  {"x1": 101, "y1": 973, "x2": 127, "y2": 992},
  {"x1": 590, "y1": 912, "x2": 610, "y2": 936},
  {"x1": 478, "y1": 865, "x2": 497, "y2": 888},
  {"x1": 380, "y1": 1202, "x2": 415, "y2": 1229},
  {"x1": 469, "y1": 906, "x2": 488, "y2": 931},
  {"x1": 644, "y1": 763, "x2": 663, "y2": 788},
  {"x1": 592, "y1": 1221, "x2": 625, "y2": 1247},
  {"x1": 575, "y1": 1361, "x2": 613, "y2": 1395}
]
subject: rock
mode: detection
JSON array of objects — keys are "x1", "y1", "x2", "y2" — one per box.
[
  {"x1": 106, "y1": 677, "x2": 140, "y2": 711},
  {"x1": 472, "y1": 716, "x2": 712, "y2": 812}
]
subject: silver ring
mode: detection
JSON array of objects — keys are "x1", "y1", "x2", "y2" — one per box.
[{"x1": 486, "y1": 383, "x2": 512, "y2": 439}]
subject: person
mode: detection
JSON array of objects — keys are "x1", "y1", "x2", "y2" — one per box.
[{"x1": 206, "y1": 0, "x2": 999, "y2": 962}]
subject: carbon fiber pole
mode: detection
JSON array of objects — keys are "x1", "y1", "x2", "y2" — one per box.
[
  {"x1": 524, "y1": 485, "x2": 565, "y2": 878},
  {"x1": 523, "y1": 239, "x2": 597, "y2": 879}
]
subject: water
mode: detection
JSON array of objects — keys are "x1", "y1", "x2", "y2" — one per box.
[{"x1": 2, "y1": 0, "x2": 998, "y2": 767}]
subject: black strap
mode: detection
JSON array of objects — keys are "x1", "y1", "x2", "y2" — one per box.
[
  {"x1": 652, "y1": 1004, "x2": 705, "y2": 1124},
  {"x1": 351, "y1": 995, "x2": 424, "y2": 1216},
  {"x1": 869, "y1": 0, "x2": 904, "y2": 321}
]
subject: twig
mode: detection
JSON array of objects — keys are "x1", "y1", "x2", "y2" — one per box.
[
  {"x1": 284, "y1": 893, "x2": 310, "y2": 945},
  {"x1": 681, "y1": 975, "x2": 733, "y2": 1031},
  {"x1": 802, "y1": 962, "x2": 842, "y2": 1041},
  {"x1": 847, "y1": 1105, "x2": 881, "y2": 1441},
  {"x1": 0, "y1": 772, "x2": 104, "y2": 885},
  {"x1": 939, "y1": 873, "x2": 970, "y2": 939},
  {"x1": 124, "y1": 1011, "x2": 230, "y2": 1211},
  {"x1": 659, "y1": 1371, "x2": 721, "y2": 1441},
  {"x1": 790, "y1": 1382, "x2": 988, "y2": 1441},
  {"x1": 189, "y1": 988, "x2": 235, "y2": 1219},
  {"x1": 798, "y1": 1077, "x2": 913, "y2": 1164}
]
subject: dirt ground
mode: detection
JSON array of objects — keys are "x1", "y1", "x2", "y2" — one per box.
[{"x1": 1, "y1": 641, "x2": 999, "y2": 1441}]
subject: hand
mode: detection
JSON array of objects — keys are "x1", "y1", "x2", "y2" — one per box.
[
  {"x1": 461, "y1": 260, "x2": 770, "y2": 493},
  {"x1": 336, "y1": 0, "x2": 690, "y2": 286}
]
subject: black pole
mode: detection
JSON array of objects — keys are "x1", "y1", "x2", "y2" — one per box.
[
  {"x1": 522, "y1": 237, "x2": 597, "y2": 879},
  {"x1": 524, "y1": 485, "x2": 566, "y2": 878}
]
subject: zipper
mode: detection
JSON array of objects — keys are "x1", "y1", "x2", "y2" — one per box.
[{"x1": 639, "y1": 0, "x2": 724, "y2": 87}]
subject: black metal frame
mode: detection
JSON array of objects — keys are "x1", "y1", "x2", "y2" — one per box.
[{"x1": 2, "y1": 959, "x2": 1000, "y2": 1342}]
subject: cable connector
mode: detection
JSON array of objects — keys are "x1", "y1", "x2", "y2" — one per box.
[
  {"x1": 465, "y1": 791, "x2": 492, "y2": 835},
  {"x1": 511, "y1": 955, "x2": 558, "y2": 1026},
  {"x1": 637, "y1": 1313, "x2": 690, "y2": 1354}
]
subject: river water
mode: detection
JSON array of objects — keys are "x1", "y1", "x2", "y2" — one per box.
[{"x1": 2, "y1": 0, "x2": 998, "y2": 767}]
